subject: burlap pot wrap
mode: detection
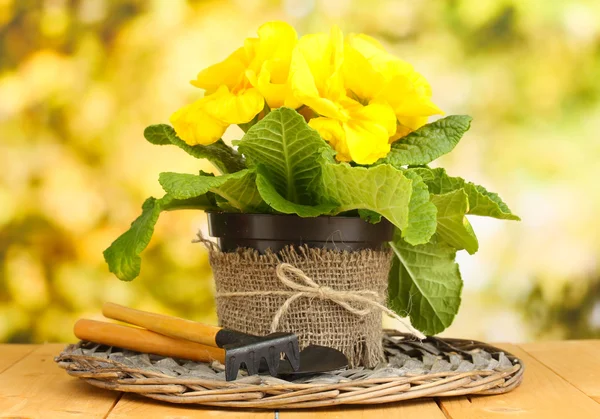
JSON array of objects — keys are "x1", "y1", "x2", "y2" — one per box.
[{"x1": 208, "y1": 245, "x2": 393, "y2": 368}]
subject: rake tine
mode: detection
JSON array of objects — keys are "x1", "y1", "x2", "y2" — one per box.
[
  {"x1": 283, "y1": 338, "x2": 300, "y2": 371},
  {"x1": 225, "y1": 355, "x2": 241, "y2": 381},
  {"x1": 244, "y1": 351, "x2": 258, "y2": 376},
  {"x1": 254, "y1": 353, "x2": 266, "y2": 377},
  {"x1": 266, "y1": 345, "x2": 280, "y2": 377}
]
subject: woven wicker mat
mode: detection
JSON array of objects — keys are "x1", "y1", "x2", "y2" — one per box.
[{"x1": 54, "y1": 330, "x2": 524, "y2": 409}]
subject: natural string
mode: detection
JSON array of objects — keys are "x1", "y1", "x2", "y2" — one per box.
[{"x1": 215, "y1": 262, "x2": 426, "y2": 339}]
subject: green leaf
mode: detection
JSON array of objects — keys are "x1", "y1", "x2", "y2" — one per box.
[
  {"x1": 212, "y1": 171, "x2": 268, "y2": 213},
  {"x1": 320, "y1": 163, "x2": 415, "y2": 235},
  {"x1": 388, "y1": 233, "x2": 463, "y2": 335},
  {"x1": 430, "y1": 189, "x2": 479, "y2": 254},
  {"x1": 103, "y1": 198, "x2": 161, "y2": 282},
  {"x1": 255, "y1": 170, "x2": 337, "y2": 217},
  {"x1": 358, "y1": 209, "x2": 382, "y2": 224},
  {"x1": 160, "y1": 193, "x2": 218, "y2": 211},
  {"x1": 380, "y1": 115, "x2": 472, "y2": 167},
  {"x1": 144, "y1": 124, "x2": 246, "y2": 174},
  {"x1": 387, "y1": 254, "x2": 411, "y2": 317},
  {"x1": 215, "y1": 195, "x2": 262, "y2": 213},
  {"x1": 103, "y1": 194, "x2": 217, "y2": 281},
  {"x1": 410, "y1": 167, "x2": 520, "y2": 220},
  {"x1": 236, "y1": 107, "x2": 333, "y2": 205},
  {"x1": 401, "y1": 170, "x2": 437, "y2": 245},
  {"x1": 159, "y1": 171, "x2": 240, "y2": 199},
  {"x1": 159, "y1": 170, "x2": 265, "y2": 212}
]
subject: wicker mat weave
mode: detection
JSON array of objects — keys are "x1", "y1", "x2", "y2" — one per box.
[{"x1": 55, "y1": 330, "x2": 524, "y2": 409}]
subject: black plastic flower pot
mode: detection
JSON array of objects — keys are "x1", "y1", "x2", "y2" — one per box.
[{"x1": 206, "y1": 212, "x2": 394, "y2": 253}]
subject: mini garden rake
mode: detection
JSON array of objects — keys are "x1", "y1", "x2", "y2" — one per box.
[{"x1": 100, "y1": 302, "x2": 301, "y2": 380}]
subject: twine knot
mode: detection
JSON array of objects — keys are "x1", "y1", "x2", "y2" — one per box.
[{"x1": 273, "y1": 263, "x2": 383, "y2": 319}]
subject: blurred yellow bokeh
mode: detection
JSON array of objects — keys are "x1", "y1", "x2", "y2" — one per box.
[{"x1": 1, "y1": 0, "x2": 599, "y2": 343}]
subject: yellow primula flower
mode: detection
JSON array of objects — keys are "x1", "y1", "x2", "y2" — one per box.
[
  {"x1": 171, "y1": 21, "x2": 298, "y2": 146},
  {"x1": 309, "y1": 100, "x2": 396, "y2": 164},
  {"x1": 289, "y1": 26, "x2": 398, "y2": 164},
  {"x1": 289, "y1": 26, "x2": 442, "y2": 163},
  {"x1": 172, "y1": 21, "x2": 441, "y2": 159},
  {"x1": 344, "y1": 34, "x2": 443, "y2": 140},
  {"x1": 169, "y1": 98, "x2": 229, "y2": 146}
]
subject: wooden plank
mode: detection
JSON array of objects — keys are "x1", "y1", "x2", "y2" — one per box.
[
  {"x1": 438, "y1": 343, "x2": 600, "y2": 418},
  {"x1": 0, "y1": 344, "x2": 36, "y2": 373},
  {"x1": 0, "y1": 343, "x2": 121, "y2": 418},
  {"x1": 520, "y1": 340, "x2": 600, "y2": 402},
  {"x1": 108, "y1": 393, "x2": 274, "y2": 418},
  {"x1": 281, "y1": 400, "x2": 446, "y2": 418}
]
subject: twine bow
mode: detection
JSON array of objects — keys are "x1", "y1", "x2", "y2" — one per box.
[{"x1": 216, "y1": 262, "x2": 425, "y2": 339}]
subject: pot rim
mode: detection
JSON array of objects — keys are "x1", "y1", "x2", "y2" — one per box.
[
  {"x1": 205, "y1": 211, "x2": 385, "y2": 221},
  {"x1": 206, "y1": 211, "x2": 394, "y2": 250}
]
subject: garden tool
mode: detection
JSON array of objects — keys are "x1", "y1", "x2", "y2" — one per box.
[
  {"x1": 101, "y1": 302, "x2": 301, "y2": 379},
  {"x1": 74, "y1": 319, "x2": 348, "y2": 380},
  {"x1": 103, "y1": 302, "x2": 304, "y2": 380}
]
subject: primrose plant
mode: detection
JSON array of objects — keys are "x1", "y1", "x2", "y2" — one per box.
[{"x1": 104, "y1": 22, "x2": 519, "y2": 335}]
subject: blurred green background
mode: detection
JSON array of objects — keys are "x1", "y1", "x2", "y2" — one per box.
[{"x1": 1, "y1": 0, "x2": 599, "y2": 343}]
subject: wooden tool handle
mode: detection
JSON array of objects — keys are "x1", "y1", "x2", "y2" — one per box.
[
  {"x1": 102, "y1": 302, "x2": 222, "y2": 347},
  {"x1": 74, "y1": 319, "x2": 225, "y2": 363}
]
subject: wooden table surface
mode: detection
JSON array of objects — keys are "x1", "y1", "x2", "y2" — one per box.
[{"x1": 1, "y1": 341, "x2": 599, "y2": 418}]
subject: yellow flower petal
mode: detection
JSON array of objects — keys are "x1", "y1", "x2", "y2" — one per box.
[
  {"x1": 346, "y1": 33, "x2": 386, "y2": 59},
  {"x1": 343, "y1": 43, "x2": 385, "y2": 101},
  {"x1": 248, "y1": 59, "x2": 301, "y2": 109},
  {"x1": 325, "y1": 25, "x2": 346, "y2": 99},
  {"x1": 191, "y1": 46, "x2": 249, "y2": 93},
  {"x1": 347, "y1": 34, "x2": 412, "y2": 76},
  {"x1": 343, "y1": 121, "x2": 391, "y2": 164},
  {"x1": 203, "y1": 85, "x2": 265, "y2": 124},
  {"x1": 353, "y1": 101, "x2": 397, "y2": 137},
  {"x1": 398, "y1": 115, "x2": 429, "y2": 132},
  {"x1": 309, "y1": 101, "x2": 396, "y2": 164},
  {"x1": 244, "y1": 21, "x2": 298, "y2": 109},
  {"x1": 251, "y1": 21, "x2": 297, "y2": 71},
  {"x1": 383, "y1": 71, "x2": 443, "y2": 117},
  {"x1": 170, "y1": 98, "x2": 228, "y2": 146},
  {"x1": 289, "y1": 26, "x2": 347, "y2": 119},
  {"x1": 192, "y1": 21, "x2": 298, "y2": 104},
  {"x1": 290, "y1": 49, "x2": 345, "y2": 118},
  {"x1": 343, "y1": 102, "x2": 396, "y2": 164},
  {"x1": 347, "y1": 34, "x2": 442, "y2": 120},
  {"x1": 293, "y1": 33, "x2": 333, "y2": 93},
  {"x1": 308, "y1": 117, "x2": 351, "y2": 161}
]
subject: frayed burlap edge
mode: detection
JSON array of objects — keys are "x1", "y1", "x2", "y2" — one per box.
[{"x1": 205, "y1": 243, "x2": 393, "y2": 368}]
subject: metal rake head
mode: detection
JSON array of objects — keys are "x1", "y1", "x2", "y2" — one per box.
[{"x1": 223, "y1": 332, "x2": 300, "y2": 381}]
